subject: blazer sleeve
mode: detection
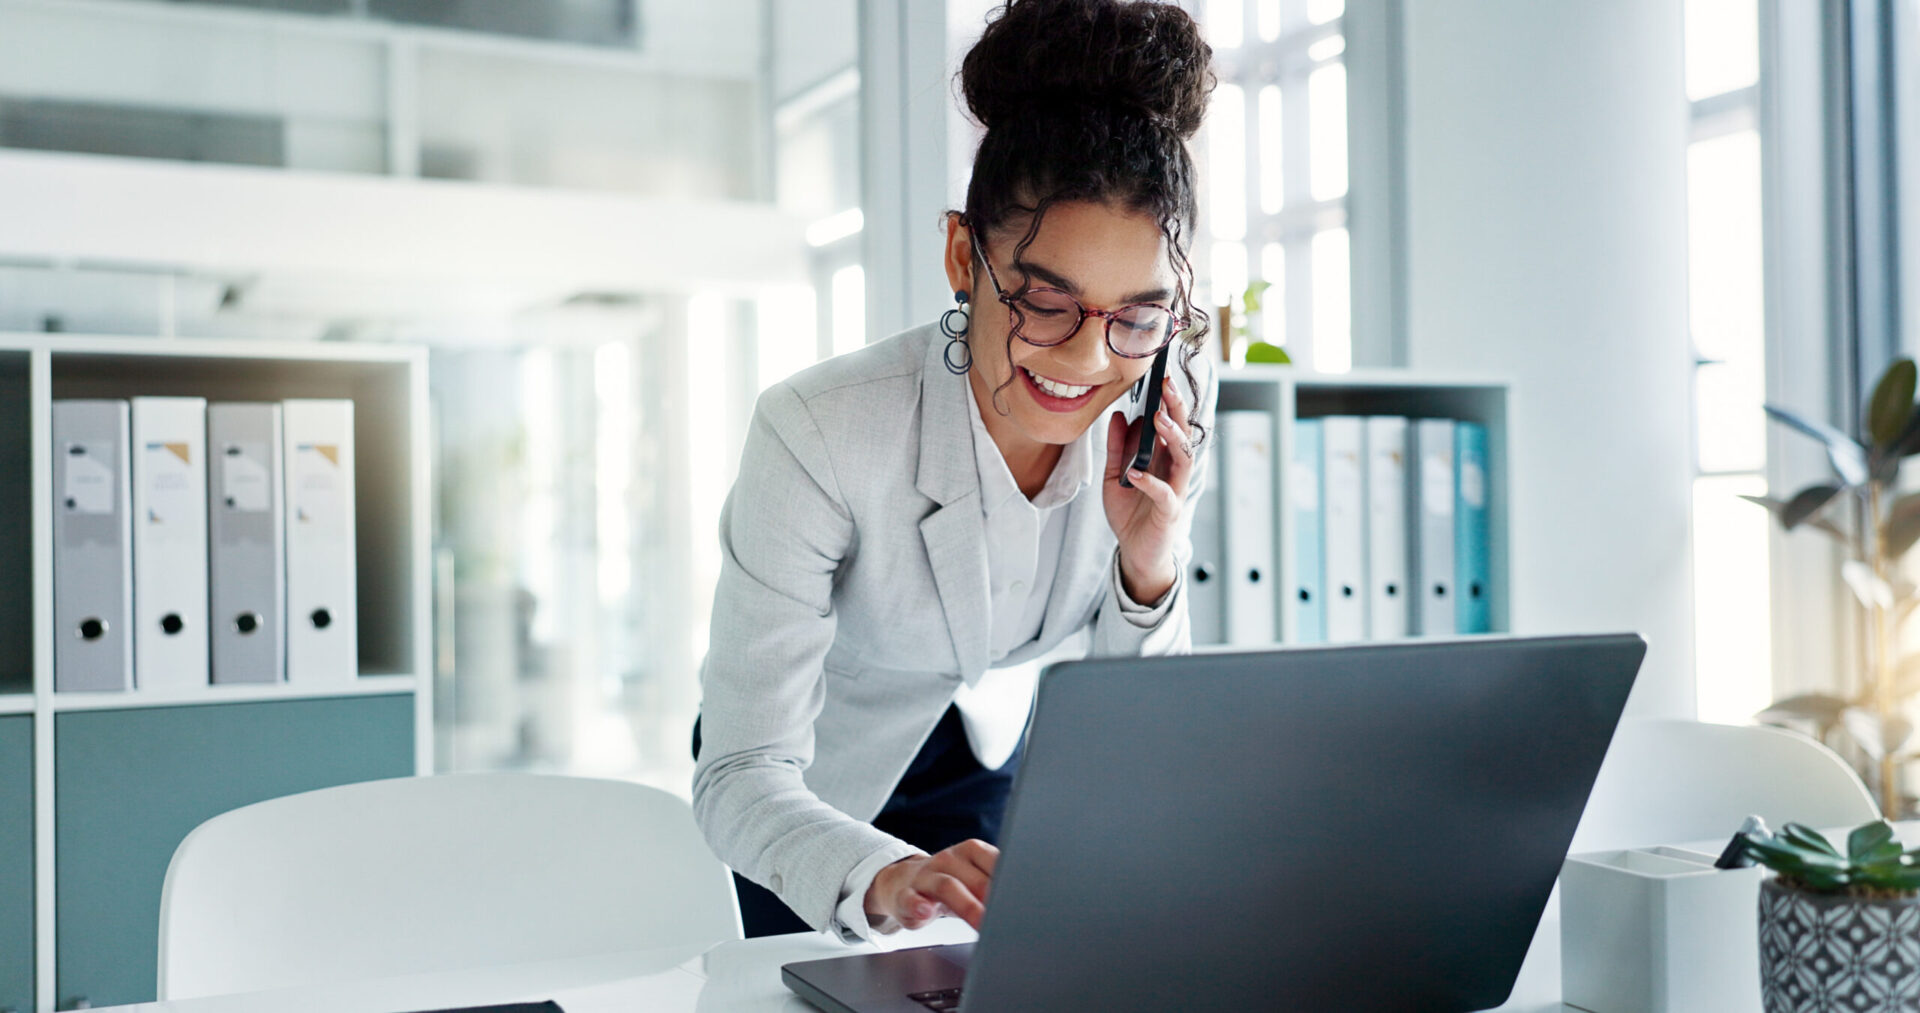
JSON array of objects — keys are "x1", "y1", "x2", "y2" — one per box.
[
  {"x1": 1087, "y1": 351, "x2": 1218, "y2": 660},
  {"x1": 691, "y1": 382, "x2": 922, "y2": 933}
]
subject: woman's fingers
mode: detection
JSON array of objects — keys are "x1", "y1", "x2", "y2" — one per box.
[
  {"x1": 918, "y1": 872, "x2": 987, "y2": 928},
  {"x1": 939, "y1": 853, "x2": 994, "y2": 904},
  {"x1": 887, "y1": 840, "x2": 998, "y2": 930},
  {"x1": 1155, "y1": 380, "x2": 1195, "y2": 490},
  {"x1": 1104, "y1": 410, "x2": 1131, "y2": 482},
  {"x1": 1123, "y1": 465, "x2": 1182, "y2": 520},
  {"x1": 954, "y1": 838, "x2": 1000, "y2": 877},
  {"x1": 1155, "y1": 407, "x2": 1194, "y2": 471},
  {"x1": 896, "y1": 888, "x2": 945, "y2": 930},
  {"x1": 1162, "y1": 374, "x2": 1190, "y2": 429}
]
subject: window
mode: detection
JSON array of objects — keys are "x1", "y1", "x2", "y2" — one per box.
[
  {"x1": 1201, "y1": 0, "x2": 1350, "y2": 372},
  {"x1": 770, "y1": 2, "x2": 863, "y2": 368},
  {"x1": 1685, "y1": 0, "x2": 1770, "y2": 724}
]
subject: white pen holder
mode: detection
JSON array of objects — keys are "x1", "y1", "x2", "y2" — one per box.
[{"x1": 1560, "y1": 846, "x2": 1764, "y2": 1013}]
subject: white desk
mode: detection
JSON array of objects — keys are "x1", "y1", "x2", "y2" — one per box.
[{"x1": 94, "y1": 908, "x2": 1577, "y2": 1012}]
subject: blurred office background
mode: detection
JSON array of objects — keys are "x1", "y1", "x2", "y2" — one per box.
[{"x1": 0, "y1": 0, "x2": 1915, "y2": 797}]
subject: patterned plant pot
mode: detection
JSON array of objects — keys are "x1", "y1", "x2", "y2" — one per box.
[{"x1": 1759, "y1": 875, "x2": 1920, "y2": 1011}]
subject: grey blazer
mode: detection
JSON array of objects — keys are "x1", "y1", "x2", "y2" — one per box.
[{"x1": 691, "y1": 319, "x2": 1215, "y2": 934}]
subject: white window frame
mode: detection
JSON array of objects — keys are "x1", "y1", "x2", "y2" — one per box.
[{"x1": 1201, "y1": 0, "x2": 1402, "y2": 371}]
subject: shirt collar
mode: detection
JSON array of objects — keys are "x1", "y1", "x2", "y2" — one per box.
[{"x1": 962, "y1": 374, "x2": 1094, "y2": 514}]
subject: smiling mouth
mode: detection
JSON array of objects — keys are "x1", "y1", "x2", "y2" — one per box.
[{"x1": 1020, "y1": 365, "x2": 1096, "y2": 400}]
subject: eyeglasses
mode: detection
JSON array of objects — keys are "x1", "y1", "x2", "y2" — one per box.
[{"x1": 970, "y1": 233, "x2": 1187, "y2": 359}]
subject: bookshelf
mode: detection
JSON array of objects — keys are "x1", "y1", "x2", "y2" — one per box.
[
  {"x1": 1211, "y1": 365, "x2": 1512, "y2": 644},
  {"x1": 0, "y1": 333, "x2": 433, "y2": 1012}
]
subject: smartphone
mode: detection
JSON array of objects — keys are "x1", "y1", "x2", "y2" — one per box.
[{"x1": 1119, "y1": 345, "x2": 1171, "y2": 489}]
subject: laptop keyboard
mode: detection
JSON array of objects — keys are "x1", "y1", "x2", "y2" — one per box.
[{"x1": 908, "y1": 987, "x2": 963, "y2": 1010}]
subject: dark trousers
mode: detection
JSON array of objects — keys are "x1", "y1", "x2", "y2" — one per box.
[{"x1": 693, "y1": 704, "x2": 1023, "y2": 937}]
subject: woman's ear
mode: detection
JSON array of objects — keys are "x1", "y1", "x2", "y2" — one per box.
[{"x1": 942, "y1": 212, "x2": 975, "y2": 300}]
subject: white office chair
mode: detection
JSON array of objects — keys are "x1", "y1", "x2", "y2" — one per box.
[
  {"x1": 1569, "y1": 718, "x2": 1878, "y2": 854},
  {"x1": 157, "y1": 772, "x2": 741, "y2": 1000}
]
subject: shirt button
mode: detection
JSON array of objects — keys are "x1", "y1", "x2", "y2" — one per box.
[
  {"x1": 769, "y1": 873, "x2": 783, "y2": 893},
  {"x1": 1009, "y1": 579, "x2": 1027, "y2": 594}
]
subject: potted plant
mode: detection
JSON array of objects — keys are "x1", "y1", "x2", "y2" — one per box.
[
  {"x1": 1215, "y1": 280, "x2": 1290, "y2": 364},
  {"x1": 1747, "y1": 357, "x2": 1920, "y2": 816},
  {"x1": 1741, "y1": 820, "x2": 1920, "y2": 1010}
]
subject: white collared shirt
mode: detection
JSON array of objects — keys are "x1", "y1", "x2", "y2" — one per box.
[
  {"x1": 831, "y1": 377, "x2": 1176, "y2": 941},
  {"x1": 952, "y1": 377, "x2": 1173, "y2": 768}
]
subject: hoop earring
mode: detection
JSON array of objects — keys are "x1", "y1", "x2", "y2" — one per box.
[{"x1": 941, "y1": 290, "x2": 972, "y2": 375}]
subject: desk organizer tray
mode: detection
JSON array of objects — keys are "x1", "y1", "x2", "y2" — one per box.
[{"x1": 1560, "y1": 846, "x2": 1764, "y2": 1013}]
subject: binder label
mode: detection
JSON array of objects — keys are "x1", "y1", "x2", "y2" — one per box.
[
  {"x1": 293, "y1": 444, "x2": 346, "y2": 536},
  {"x1": 221, "y1": 443, "x2": 272, "y2": 512},
  {"x1": 1423, "y1": 455, "x2": 1453, "y2": 516},
  {"x1": 141, "y1": 441, "x2": 198, "y2": 538},
  {"x1": 1290, "y1": 459, "x2": 1319, "y2": 510},
  {"x1": 62, "y1": 444, "x2": 115, "y2": 514},
  {"x1": 1461, "y1": 458, "x2": 1487, "y2": 509}
]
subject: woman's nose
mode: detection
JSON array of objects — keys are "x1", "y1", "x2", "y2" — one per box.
[{"x1": 1056, "y1": 316, "x2": 1111, "y2": 375}]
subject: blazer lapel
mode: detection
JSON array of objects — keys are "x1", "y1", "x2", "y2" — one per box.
[
  {"x1": 1035, "y1": 418, "x2": 1115, "y2": 648},
  {"x1": 916, "y1": 335, "x2": 992, "y2": 685}
]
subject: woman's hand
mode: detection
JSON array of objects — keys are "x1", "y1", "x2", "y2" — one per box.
[
  {"x1": 863, "y1": 839, "x2": 999, "y2": 931},
  {"x1": 1103, "y1": 374, "x2": 1196, "y2": 604}
]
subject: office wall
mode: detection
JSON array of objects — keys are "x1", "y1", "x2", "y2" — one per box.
[{"x1": 1401, "y1": 0, "x2": 1696, "y2": 717}]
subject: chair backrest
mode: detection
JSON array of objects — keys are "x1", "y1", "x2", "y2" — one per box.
[
  {"x1": 1570, "y1": 718, "x2": 1878, "y2": 854},
  {"x1": 157, "y1": 772, "x2": 740, "y2": 1000}
]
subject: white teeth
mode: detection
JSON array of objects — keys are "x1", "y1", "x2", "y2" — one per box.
[{"x1": 1023, "y1": 366, "x2": 1093, "y2": 399}]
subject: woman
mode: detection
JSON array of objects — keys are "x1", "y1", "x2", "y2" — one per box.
[{"x1": 693, "y1": 0, "x2": 1217, "y2": 941}]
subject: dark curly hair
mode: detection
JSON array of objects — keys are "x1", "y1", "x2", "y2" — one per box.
[{"x1": 952, "y1": 0, "x2": 1216, "y2": 443}]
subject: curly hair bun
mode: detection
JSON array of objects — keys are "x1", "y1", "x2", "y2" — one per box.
[{"x1": 960, "y1": 0, "x2": 1214, "y2": 142}]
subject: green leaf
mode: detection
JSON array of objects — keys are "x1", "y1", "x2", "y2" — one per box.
[
  {"x1": 1885, "y1": 494, "x2": 1920, "y2": 561},
  {"x1": 1781, "y1": 822, "x2": 1843, "y2": 858},
  {"x1": 1240, "y1": 280, "x2": 1272, "y2": 315},
  {"x1": 1745, "y1": 834, "x2": 1848, "y2": 870},
  {"x1": 1849, "y1": 820, "x2": 1900, "y2": 862},
  {"x1": 1870, "y1": 358, "x2": 1918, "y2": 447},
  {"x1": 1893, "y1": 406, "x2": 1920, "y2": 459},
  {"x1": 1783, "y1": 483, "x2": 1843, "y2": 530},
  {"x1": 1766, "y1": 404, "x2": 1871, "y2": 486},
  {"x1": 1740, "y1": 494, "x2": 1852, "y2": 545},
  {"x1": 1244, "y1": 342, "x2": 1291, "y2": 364},
  {"x1": 1862, "y1": 866, "x2": 1920, "y2": 892}
]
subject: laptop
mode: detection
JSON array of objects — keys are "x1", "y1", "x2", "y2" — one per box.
[{"x1": 782, "y1": 633, "x2": 1646, "y2": 1012}]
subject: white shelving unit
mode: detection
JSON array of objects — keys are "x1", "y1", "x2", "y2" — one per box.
[
  {"x1": 0, "y1": 332, "x2": 433, "y2": 1013},
  {"x1": 1213, "y1": 363, "x2": 1513, "y2": 642}
]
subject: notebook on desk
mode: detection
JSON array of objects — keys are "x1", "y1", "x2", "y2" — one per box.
[{"x1": 783, "y1": 634, "x2": 1647, "y2": 1013}]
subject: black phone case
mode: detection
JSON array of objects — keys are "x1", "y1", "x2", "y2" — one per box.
[{"x1": 1119, "y1": 346, "x2": 1171, "y2": 488}]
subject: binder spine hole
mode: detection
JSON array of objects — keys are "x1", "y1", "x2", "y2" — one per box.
[
  {"x1": 1341, "y1": 586, "x2": 1354, "y2": 598},
  {"x1": 1385, "y1": 584, "x2": 1399, "y2": 597},
  {"x1": 1194, "y1": 566, "x2": 1212, "y2": 583},
  {"x1": 1298, "y1": 589, "x2": 1311, "y2": 602},
  {"x1": 310, "y1": 608, "x2": 333, "y2": 630},
  {"x1": 160, "y1": 613, "x2": 185, "y2": 635},
  {"x1": 1435, "y1": 584, "x2": 1448, "y2": 597},
  {"x1": 1471, "y1": 582, "x2": 1484, "y2": 600},
  {"x1": 77, "y1": 618, "x2": 106, "y2": 641},
  {"x1": 1247, "y1": 569, "x2": 1261, "y2": 583},
  {"x1": 235, "y1": 612, "x2": 261, "y2": 635}
]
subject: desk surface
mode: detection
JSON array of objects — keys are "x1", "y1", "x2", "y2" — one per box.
[
  {"x1": 96, "y1": 825, "x2": 1918, "y2": 1011},
  {"x1": 94, "y1": 906, "x2": 1575, "y2": 1013}
]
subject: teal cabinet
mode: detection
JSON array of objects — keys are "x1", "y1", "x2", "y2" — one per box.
[
  {"x1": 55, "y1": 695, "x2": 413, "y2": 1009},
  {"x1": 0, "y1": 716, "x2": 31, "y2": 1013}
]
